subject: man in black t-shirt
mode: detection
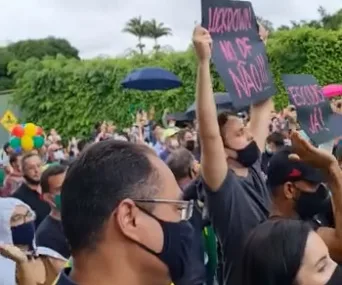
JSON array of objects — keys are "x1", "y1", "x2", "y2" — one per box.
[
  {"x1": 36, "y1": 164, "x2": 70, "y2": 259},
  {"x1": 12, "y1": 153, "x2": 50, "y2": 228},
  {"x1": 192, "y1": 25, "x2": 271, "y2": 285},
  {"x1": 267, "y1": 136, "x2": 342, "y2": 263}
]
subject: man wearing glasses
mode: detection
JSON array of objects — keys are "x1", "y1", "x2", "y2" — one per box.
[{"x1": 54, "y1": 140, "x2": 194, "y2": 285}]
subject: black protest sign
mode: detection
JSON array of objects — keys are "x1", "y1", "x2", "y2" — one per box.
[
  {"x1": 282, "y1": 74, "x2": 334, "y2": 145},
  {"x1": 201, "y1": 0, "x2": 276, "y2": 109}
]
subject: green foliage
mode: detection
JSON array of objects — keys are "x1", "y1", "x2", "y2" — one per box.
[
  {"x1": 8, "y1": 28, "x2": 342, "y2": 138},
  {"x1": 7, "y1": 37, "x2": 79, "y2": 61},
  {"x1": 0, "y1": 37, "x2": 79, "y2": 91}
]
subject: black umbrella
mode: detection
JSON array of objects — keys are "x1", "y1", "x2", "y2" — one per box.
[{"x1": 186, "y1": 92, "x2": 234, "y2": 118}]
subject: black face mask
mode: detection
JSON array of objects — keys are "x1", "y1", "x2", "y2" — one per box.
[
  {"x1": 23, "y1": 175, "x2": 40, "y2": 186},
  {"x1": 134, "y1": 208, "x2": 194, "y2": 282},
  {"x1": 294, "y1": 184, "x2": 330, "y2": 220},
  {"x1": 234, "y1": 140, "x2": 259, "y2": 168},
  {"x1": 185, "y1": 140, "x2": 195, "y2": 152},
  {"x1": 326, "y1": 265, "x2": 342, "y2": 285}
]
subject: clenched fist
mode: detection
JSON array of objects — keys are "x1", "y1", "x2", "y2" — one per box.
[{"x1": 192, "y1": 26, "x2": 212, "y2": 62}]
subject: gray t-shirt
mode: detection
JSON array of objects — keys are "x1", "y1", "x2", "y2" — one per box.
[{"x1": 204, "y1": 160, "x2": 271, "y2": 284}]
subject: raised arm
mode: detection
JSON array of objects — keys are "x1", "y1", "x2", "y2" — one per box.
[
  {"x1": 249, "y1": 24, "x2": 273, "y2": 152},
  {"x1": 290, "y1": 131, "x2": 342, "y2": 262},
  {"x1": 193, "y1": 26, "x2": 227, "y2": 191}
]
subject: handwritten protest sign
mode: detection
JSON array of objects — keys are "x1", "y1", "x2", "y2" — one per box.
[
  {"x1": 282, "y1": 74, "x2": 334, "y2": 145},
  {"x1": 201, "y1": 0, "x2": 276, "y2": 108}
]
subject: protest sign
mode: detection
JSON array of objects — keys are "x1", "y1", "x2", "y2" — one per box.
[
  {"x1": 201, "y1": 0, "x2": 276, "y2": 109},
  {"x1": 282, "y1": 74, "x2": 334, "y2": 145}
]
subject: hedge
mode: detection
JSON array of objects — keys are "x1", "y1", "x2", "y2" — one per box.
[{"x1": 8, "y1": 27, "x2": 342, "y2": 138}]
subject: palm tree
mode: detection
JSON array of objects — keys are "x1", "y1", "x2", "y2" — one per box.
[
  {"x1": 123, "y1": 16, "x2": 148, "y2": 54},
  {"x1": 146, "y1": 19, "x2": 172, "y2": 52}
]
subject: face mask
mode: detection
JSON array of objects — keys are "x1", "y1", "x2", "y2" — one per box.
[
  {"x1": 54, "y1": 194, "x2": 61, "y2": 211},
  {"x1": 233, "y1": 140, "x2": 259, "y2": 168},
  {"x1": 54, "y1": 150, "x2": 65, "y2": 160},
  {"x1": 294, "y1": 184, "x2": 330, "y2": 220},
  {"x1": 134, "y1": 208, "x2": 194, "y2": 282},
  {"x1": 11, "y1": 221, "x2": 35, "y2": 250},
  {"x1": 265, "y1": 144, "x2": 273, "y2": 155},
  {"x1": 23, "y1": 175, "x2": 40, "y2": 186},
  {"x1": 185, "y1": 140, "x2": 195, "y2": 152},
  {"x1": 326, "y1": 265, "x2": 342, "y2": 285}
]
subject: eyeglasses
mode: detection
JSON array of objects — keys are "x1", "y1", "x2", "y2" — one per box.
[
  {"x1": 133, "y1": 199, "x2": 194, "y2": 221},
  {"x1": 11, "y1": 211, "x2": 36, "y2": 224}
]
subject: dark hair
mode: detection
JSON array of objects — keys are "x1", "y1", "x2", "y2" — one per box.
[
  {"x1": 41, "y1": 164, "x2": 67, "y2": 194},
  {"x1": 61, "y1": 140, "x2": 160, "y2": 254},
  {"x1": 235, "y1": 219, "x2": 312, "y2": 285},
  {"x1": 94, "y1": 121, "x2": 102, "y2": 130},
  {"x1": 177, "y1": 129, "x2": 192, "y2": 142},
  {"x1": 166, "y1": 148, "x2": 194, "y2": 181},
  {"x1": 77, "y1": 139, "x2": 89, "y2": 153},
  {"x1": 3, "y1": 142, "x2": 10, "y2": 153},
  {"x1": 152, "y1": 123, "x2": 161, "y2": 132},
  {"x1": 266, "y1": 132, "x2": 285, "y2": 147},
  {"x1": 217, "y1": 110, "x2": 239, "y2": 139},
  {"x1": 9, "y1": 153, "x2": 20, "y2": 166}
]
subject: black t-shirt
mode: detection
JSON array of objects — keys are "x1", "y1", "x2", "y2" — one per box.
[
  {"x1": 11, "y1": 183, "x2": 50, "y2": 228},
  {"x1": 204, "y1": 160, "x2": 270, "y2": 285},
  {"x1": 36, "y1": 215, "x2": 70, "y2": 259}
]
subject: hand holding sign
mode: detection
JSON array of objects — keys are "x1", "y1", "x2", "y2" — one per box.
[
  {"x1": 192, "y1": 25, "x2": 212, "y2": 62},
  {"x1": 201, "y1": 0, "x2": 276, "y2": 108}
]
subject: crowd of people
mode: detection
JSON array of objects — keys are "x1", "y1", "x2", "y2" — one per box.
[{"x1": 0, "y1": 25, "x2": 342, "y2": 285}]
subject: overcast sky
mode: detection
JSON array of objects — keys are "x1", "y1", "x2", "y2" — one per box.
[{"x1": 0, "y1": 0, "x2": 341, "y2": 58}]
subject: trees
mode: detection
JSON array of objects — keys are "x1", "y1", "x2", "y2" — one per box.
[
  {"x1": 122, "y1": 16, "x2": 148, "y2": 55},
  {"x1": 146, "y1": 19, "x2": 172, "y2": 51},
  {"x1": 123, "y1": 17, "x2": 173, "y2": 53},
  {"x1": 0, "y1": 37, "x2": 79, "y2": 91},
  {"x1": 8, "y1": 28, "x2": 342, "y2": 138},
  {"x1": 277, "y1": 6, "x2": 342, "y2": 31},
  {"x1": 7, "y1": 37, "x2": 79, "y2": 61}
]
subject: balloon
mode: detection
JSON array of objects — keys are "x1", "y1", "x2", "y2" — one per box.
[
  {"x1": 14, "y1": 147, "x2": 22, "y2": 154},
  {"x1": 24, "y1": 123, "x2": 36, "y2": 137},
  {"x1": 33, "y1": 136, "x2": 44, "y2": 149},
  {"x1": 36, "y1": 127, "x2": 43, "y2": 136},
  {"x1": 21, "y1": 135, "x2": 34, "y2": 151},
  {"x1": 9, "y1": 136, "x2": 21, "y2": 148},
  {"x1": 11, "y1": 125, "x2": 24, "y2": 137}
]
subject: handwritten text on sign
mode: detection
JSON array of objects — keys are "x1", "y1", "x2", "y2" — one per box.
[
  {"x1": 282, "y1": 74, "x2": 334, "y2": 145},
  {"x1": 201, "y1": 0, "x2": 276, "y2": 108}
]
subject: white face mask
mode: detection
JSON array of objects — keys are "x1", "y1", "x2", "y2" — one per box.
[
  {"x1": 284, "y1": 139, "x2": 292, "y2": 146},
  {"x1": 265, "y1": 145, "x2": 273, "y2": 154},
  {"x1": 54, "y1": 150, "x2": 65, "y2": 160}
]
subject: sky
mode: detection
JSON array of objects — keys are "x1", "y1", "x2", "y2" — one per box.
[{"x1": 0, "y1": 0, "x2": 341, "y2": 59}]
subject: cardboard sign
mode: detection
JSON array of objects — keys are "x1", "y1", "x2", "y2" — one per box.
[
  {"x1": 201, "y1": 0, "x2": 276, "y2": 108},
  {"x1": 282, "y1": 74, "x2": 334, "y2": 145}
]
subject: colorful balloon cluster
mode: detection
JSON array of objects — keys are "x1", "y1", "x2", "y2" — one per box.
[{"x1": 9, "y1": 123, "x2": 44, "y2": 153}]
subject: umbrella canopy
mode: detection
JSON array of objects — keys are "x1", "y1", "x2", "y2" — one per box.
[
  {"x1": 186, "y1": 92, "x2": 234, "y2": 118},
  {"x1": 121, "y1": 67, "x2": 182, "y2": 91},
  {"x1": 166, "y1": 112, "x2": 191, "y2": 122},
  {"x1": 322, "y1": 84, "x2": 342, "y2": 99}
]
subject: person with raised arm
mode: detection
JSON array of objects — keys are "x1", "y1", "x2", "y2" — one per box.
[{"x1": 192, "y1": 24, "x2": 272, "y2": 284}]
